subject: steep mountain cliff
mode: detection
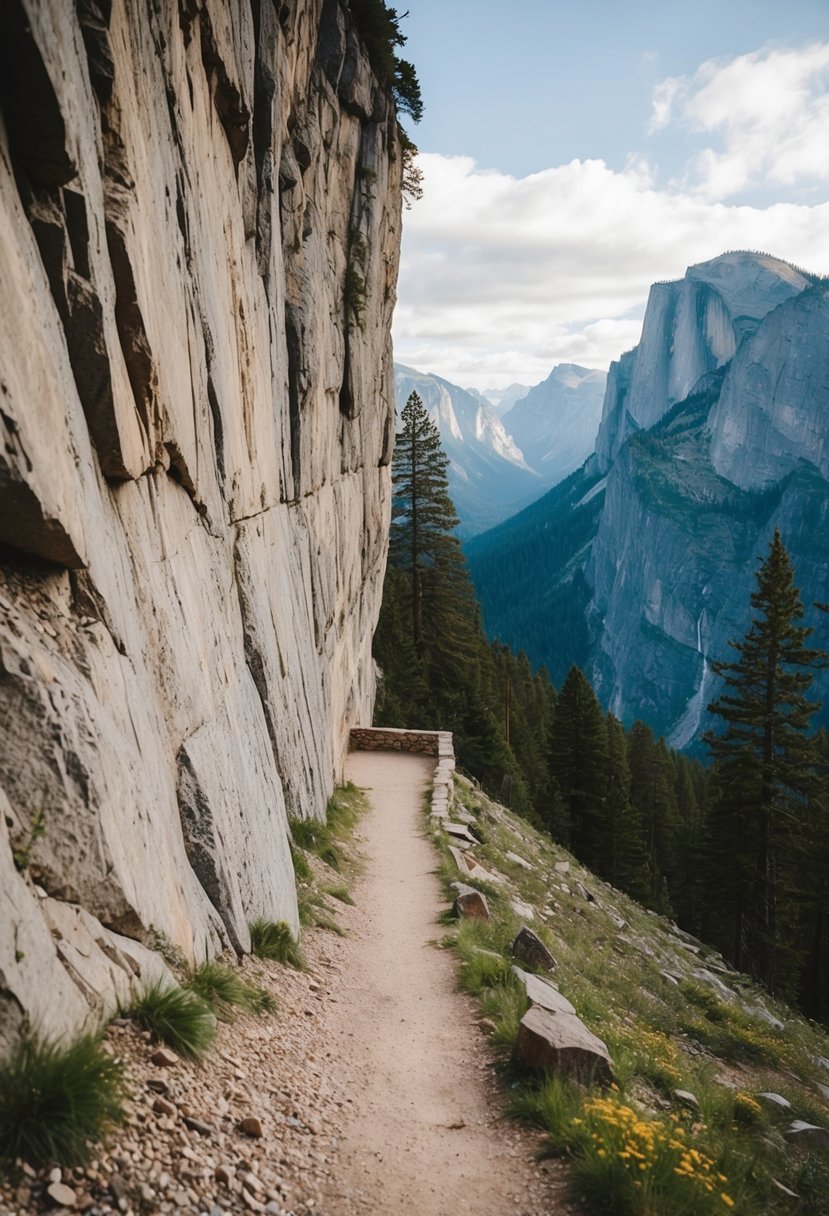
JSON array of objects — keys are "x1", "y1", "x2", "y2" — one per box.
[
  {"x1": 502, "y1": 363, "x2": 606, "y2": 485},
  {"x1": 0, "y1": 0, "x2": 401, "y2": 1044},
  {"x1": 468, "y1": 253, "x2": 829, "y2": 745},
  {"x1": 394, "y1": 364, "x2": 542, "y2": 536}
]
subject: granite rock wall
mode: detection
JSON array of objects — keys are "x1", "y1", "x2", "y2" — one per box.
[{"x1": 0, "y1": 0, "x2": 401, "y2": 1044}]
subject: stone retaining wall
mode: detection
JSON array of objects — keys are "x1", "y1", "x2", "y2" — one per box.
[
  {"x1": 349, "y1": 727, "x2": 446, "y2": 756},
  {"x1": 349, "y1": 727, "x2": 455, "y2": 816}
]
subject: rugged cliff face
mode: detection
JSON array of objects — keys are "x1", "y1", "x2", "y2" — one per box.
[
  {"x1": 595, "y1": 253, "x2": 810, "y2": 472},
  {"x1": 468, "y1": 253, "x2": 829, "y2": 746},
  {"x1": 0, "y1": 0, "x2": 401, "y2": 1045}
]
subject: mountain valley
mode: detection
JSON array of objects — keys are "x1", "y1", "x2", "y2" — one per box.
[{"x1": 468, "y1": 252, "x2": 829, "y2": 747}]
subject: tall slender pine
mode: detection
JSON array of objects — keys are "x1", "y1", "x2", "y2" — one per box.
[{"x1": 705, "y1": 530, "x2": 822, "y2": 994}]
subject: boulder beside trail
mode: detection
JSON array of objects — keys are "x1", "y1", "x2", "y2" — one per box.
[
  {"x1": 451, "y1": 883, "x2": 490, "y2": 920},
  {"x1": 511, "y1": 926, "x2": 557, "y2": 971},
  {"x1": 512, "y1": 1005, "x2": 614, "y2": 1085}
]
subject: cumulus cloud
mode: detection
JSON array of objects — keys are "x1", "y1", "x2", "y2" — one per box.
[
  {"x1": 393, "y1": 151, "x2": 829, "y2": 388},
  {"x1": 651, "y1": 43, "x2": 829, "y2": 200}
]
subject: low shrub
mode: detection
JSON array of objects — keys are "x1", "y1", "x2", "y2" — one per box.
[
  {"x1": 458, "y1": 949, "x2": 513, "y2": 996},
  {"x1": 0, "y1": 1034, "x2": 125, "y2": 1168},
  {"x1": 569, "y1": 1096, "x2": 735, "y2": 1215},
  {"x1": 127, "y1": 982, "x2": 216, "y2": 1060},
  {"x1": 290, "y1": 844, "x2": 312, "y2": 883}
]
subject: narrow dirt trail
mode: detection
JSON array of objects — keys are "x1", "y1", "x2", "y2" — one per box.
[{"x1": 320, "y1": 750, "x2": 568, "y2": 1216}]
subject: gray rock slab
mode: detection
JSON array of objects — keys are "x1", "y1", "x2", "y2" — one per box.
[
  {"x1": 512, "y1": 966, "x2": 576, "y2": 1016},
  {"x1": 445, "y1": 822, "x2": 478, "y2": 844},
  {"x1": 742, "y1": 1002, "x2": 784, "y2": 1029},
  {"x1": 692, "y1": 967, "x2": 736, "y2": 1003},
  {"x1": 448, "y1": 845, "x2": 505, "y2": 886},
  {"x1": 785, "y1": 1120, "x2": 829, "y2": 1147},
  {"x1": 757, "y1": 1092, "x2": 791, "y2": 1110},
  {"x1": 505, "y1": 850, "x2": 531, "y2": 870}
]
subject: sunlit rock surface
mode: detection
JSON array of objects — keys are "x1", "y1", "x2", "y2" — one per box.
[{"x1": 0, "y1": 0, "x2": 401, "y2": 1040}]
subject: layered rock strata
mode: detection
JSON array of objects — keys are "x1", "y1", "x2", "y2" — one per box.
[{"x1": 0, "y1": 0, "x2": 401, "y2": 1043}]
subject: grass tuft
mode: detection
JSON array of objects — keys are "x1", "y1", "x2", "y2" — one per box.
[
  {"x1": 186, "y1": 960, "x2": 276, "y2": 1019},
  {"x1": 127, "y1": 982, "x2": 216, "y2": 1060},
  {"x1": 290, "y1": 843, "x2": 313, "y2": 883},
  {"x1": 326, "y1": 884, "x2": 356, "y2": 906},
  {"x1": 249, "y1": 918, "x2": 305, "y2": 969},
  {"x1": 0, "y1": 1034, "x2": 125, "y2": 1168}
]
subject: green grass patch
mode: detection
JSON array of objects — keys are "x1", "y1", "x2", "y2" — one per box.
[
  {"x1": 186, "y1": 960, "x2": 275, "y2": 1019},
  {"x1": 249, "y1": 918, "x2": 305, "y2": 969},
  {"x1": 509, "y1": 1074, "x2": 585, "y2": 1140},
  {"x1": 326, "y1": 884, "x2": 356, "y2": 906},
  {"x1": 290, "y1": 843, "x2": 313, "y2": 883},
  {"x1": 0, "y1": 1034, "x2": 126, "y2": 1169},
  {"x1": 439, "y1": 772, "x2": 829, "y2": 1216},
  {"x1": 289, "y1": 782, "x2": 366, "y2": 874},
  {"x1": 290, "y1": 817, "x2": 345, "y2": 872},
  {"x1": 127, "y1": 982, "x2": 216, "y2": 1060}
]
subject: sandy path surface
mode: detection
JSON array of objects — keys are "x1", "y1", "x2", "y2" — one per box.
[{"x1": 320, "y1": 750, "x2": 566, "y2": 1216}]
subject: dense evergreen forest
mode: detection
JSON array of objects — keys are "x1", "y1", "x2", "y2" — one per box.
[{"x1": 373, "y1": 394, "x2": 829, "y2": 1023}]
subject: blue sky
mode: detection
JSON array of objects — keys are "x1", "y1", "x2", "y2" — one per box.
[{"x1": 392, "y1": 0, "x2": 829, "y2": 388}]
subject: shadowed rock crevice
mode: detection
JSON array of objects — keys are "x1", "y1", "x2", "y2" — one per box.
[
  {"x1": 0, "y1": 1, "x2": 77, "y2": 187},
  {"x1": 176, "y1": 747, "x2": 242, "y2": 955},
  {"x1": 251, "y1": 0, "x2": 277, "y2": 284},
  {"x1": 75, "y1": 0, "x2": 115, "y2": 106},
  {"x1": 285, "y1": 308, "x2": 304, "y2": 495},
  {"x1": 198, "y1": 6, "x2": 251, "y2": 170},
  {"x1": 0, "y1": 404, "x2": 84, "y2": 567},
  {"x1": 104, "y1": 211, "x2": 156, "y2": 442},
  {"x1": 0, "y1": 7, "x2": 131, "y2": 481}
]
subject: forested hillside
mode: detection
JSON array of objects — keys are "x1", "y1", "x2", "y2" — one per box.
[{"x1": 375, "y1": 395, "x2": 829, "y2": 1023}]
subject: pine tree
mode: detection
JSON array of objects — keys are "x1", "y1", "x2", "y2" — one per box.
[
  {"x1": 375, "y1": 391, "x2": 529, "y2": 806},
  {"x1": 671, "y1": 755, "x2": 708, "y2": 932},
  {"x1": 548, "y1": 666, "x2": 608, "y2": 863},
  {"x1": 388, "y1": 391, "x2": 464, "y2": 650},
  {"x1": 627, "y1": 721, "x2": 678, "y2": 913},
  {"x1": 604, "y1": 713, "x2": 650, "y2": 899},
  {"x1": 704, "y1": 529, "x2": 822, "y2": 995}
]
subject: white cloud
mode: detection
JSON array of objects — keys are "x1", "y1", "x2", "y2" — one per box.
[
  {"x1": 393, "y1": 151, "x2": 829, "y2": 388},
  {"x1": 648, "y1": 76, "x2": 682, "y2": 133},
  {"x1": 650, "y1": 43, "x2": 829, "y2": 200}
]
